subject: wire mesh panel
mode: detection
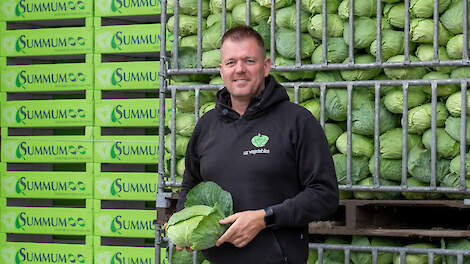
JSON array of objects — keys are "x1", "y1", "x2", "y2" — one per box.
[{"x1": 157, "y1": 0, "x2": 470, "y2": 262}]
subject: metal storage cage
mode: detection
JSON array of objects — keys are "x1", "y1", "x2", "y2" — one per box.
[{"x1": 156, "y1": 0, "x2": 470, "y2": 262}]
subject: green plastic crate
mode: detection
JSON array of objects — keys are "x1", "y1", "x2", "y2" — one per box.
[
  {"x1": 94, "y1": 58, "x2": 160, "y2": 90},
  {"x1": 95, "y1": 0, "x2": 171, "y2": 16},
  {"x1": 0, "y1": 21, "x2": 93, "y2": 56},
  {"x1": 94, "y1": 21, "x2": 172, "y2": 53},
  {"x1": 1, "y1": 127, "x2": 93, "y2": 163},
  {"x1": 0, "y1": 234, "x2": 93, "y2": 264},
  {"x1": 94, "y1": 201, "x2": 156, "y2": 238},
  {"x1": 0, "y1": 0, "x2": 93, "y2": 21},
  {"x1": 1, "y1": 163, "x2": 93, "y2": 199},
  {"x1": 0, "y1": 198, "x2": 93, "y2": 235},
  {"x1": 0, "y1": 56, "x2": 93, "y2": 92},
  {"x1": 1, "y1": 93, "x2": 94, "y2": 128},
  {"x1": 94, "y1": 164, "x2": 156, "y2": 201},
  {"x1": 94, "y1": 236, "x2": 166, "y2": 264}
]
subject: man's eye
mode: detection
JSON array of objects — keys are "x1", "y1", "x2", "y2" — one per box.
[
  {"x1": 247, "y1": 59, "x2": 255, "y2": 63},
  {"x1": 226, "y1": 61, "x2": 234, "y2": 65}
]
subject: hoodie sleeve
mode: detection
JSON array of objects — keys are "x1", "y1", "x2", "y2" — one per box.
[
  {"x1": 270, "y1": 111, "x2": 339, "y2": 229},
  {"x1": 175, "y1": 122, "x2": 204, "y2": 212}
]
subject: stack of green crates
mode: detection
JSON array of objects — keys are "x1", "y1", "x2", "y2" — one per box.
[
  {"x1": 93, "y1": 0, "x2": 171, "y2": 262},
  {"x1": 0, "y1": 0, "x2": 94, "y2": 263}
]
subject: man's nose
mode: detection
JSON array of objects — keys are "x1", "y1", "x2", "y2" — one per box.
[{"x1": 235, "y1": 61, "x2": 246, "y2": 73}]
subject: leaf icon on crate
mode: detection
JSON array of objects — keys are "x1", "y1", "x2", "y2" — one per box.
[
  {"x1": 111, "y1": 0, "x2": 121, "y2": 13},
  {"x1": 14, "y1": 214, "x2": 24, "y2": 231},
  {"x1": 110, "y1": 181, "x2": 121, "y2": 197},
  {"x1": 15, "y1": 109, "x2": 25, "y2": 124},
  {"x1": 15, "y1": 180, "x2": 25, "y2": 196},
  {"x1": 15, "y1": 73, "x2": 24, "y2": 89},
  {"x1": 111, "y1": 107, "x2": 121, "y2": 124},
  {"x1": 16, "y1": 146, "x2": 24, "y2": 160},
  {"x1": 14, "y1": 3, "x2": 23, "y2": 17}
]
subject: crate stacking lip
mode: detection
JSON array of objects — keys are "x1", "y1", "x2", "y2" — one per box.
[
  {"x1": 94, "y1": 20, "x2": 173, "y2": 54},
  {"x1": 0, "y1": 235, "x2": 93, "y2": 264},
  {"x1": 1, "y1": 127, "x2": 93, "y2": 163},
  {"x1": 0, "y1": 198, "x2": 93, "y2": 235},
  {"x1": 1, "y1": 96, "x2": 94, "y2": 128},
  {"x1": 94, "y1": 164, "x2": 157, "y2": 201},
  {"x1": 94, "y1": 58, "x2": 160, "y2": 91},
  {"x1": 0, "y1": 21, "x2": 93, "y2": 57},
  {"x1": 94, "y1": 201, "x2": 156, "y2": 238},
  {"x1": 1, "y1": 163, "x2": 93, "y2": 199},
  {"x1": 95, "y1": 96, "x2": 172, "y2": 127},
  {"x1": 0, "y1": 56, "x2": 93, "y2": 92},
  {"x1": 0, "y1": 0, "x2": 92, "y2": 21},
  {"x1": 95, "y1": 0, "x2": 171, "y2": 17},
  {"x1": 94, "y1": 130, "x2": 168, "y2": 164}
]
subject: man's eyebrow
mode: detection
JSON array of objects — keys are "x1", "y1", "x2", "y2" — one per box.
[{"x1": 223, "y1": 56, "x2": 257, "y2": 61}]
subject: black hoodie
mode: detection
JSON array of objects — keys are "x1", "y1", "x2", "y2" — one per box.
[{"x1": 176, "y1": 75, "x2": 339, "y2": 264}]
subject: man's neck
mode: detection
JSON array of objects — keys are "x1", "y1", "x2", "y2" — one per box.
[{"x1": 230, "y1": 97, "x2": 250, "y2": 115}]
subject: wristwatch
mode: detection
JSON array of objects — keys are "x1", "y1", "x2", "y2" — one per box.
[{"x1": 264, "y1": 207, "x2": 275, "y2": 229}]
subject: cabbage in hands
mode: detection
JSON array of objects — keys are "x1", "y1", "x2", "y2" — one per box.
[{"x1": 167, "y1": 182, "x2": 233, "y2": 251}]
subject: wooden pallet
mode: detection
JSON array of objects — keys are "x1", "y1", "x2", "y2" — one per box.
[{"x1": 309, "y1": 199, "x2": 470, "y2": 238}]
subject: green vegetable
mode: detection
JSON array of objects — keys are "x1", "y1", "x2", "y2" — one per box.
[
  {"x1": 274, "y1": 55, "x2": 316, "y2": 80},
  {"x1": 384, "y1": 87, "x2": 428, "y2": 114},
  {"x1": 410, "y1": 19, "x2": 451, "y2": 45},
  {"x1": 209, "y1": 0, "x2": 244, "y2": 13},
  {"x1": 402, "y1": 177, "x2": 442, "y2": 199},
  {"x1": 440, "y1": 0, "x2": 470, "y2": 34},
  {"x1": 232, "y1": 2, "x2": 270, "y2": 26},
  {"x1": 176, "y1": 157, "x2": 186, "y2": 178},
  {"x1": 449, "y1": 152, "x2": 470, "y2": 177},
  {"x1": 308, "y1": 14, "x2": 344, "y2": 40},
  {"x1": 380, "y1": 128, "x2": 424, "y2": 159},
  {"x1": 338, "y1": 0, "x2": 377, "y2": 19},
  {"x1": 325, "y1": 123, "x2": 344, "y2": 147},
  {"x1": 167, "y1": 15, "x2": 207, "y2": 37},
  {"x1": 307, "y1": 247, "x2": 318, "y2": 264},
  {"x1": 450, "y1": 67, "x2": 470, "y2": 78},
  {"x1": 202, "y1": 23, "x2": 223, "y2": 51},
  {"x1": 301, "y1": 99, "x2": 324, "y2": 120},
  {"x1": 352, "y1": 99, "x2": 399, "y2": 136},
  {"x1": 384, "y1": 55, "x2": 428, "y2": 80},
  {"x1": 370, "y1": 30, "x2": 405, "y2": 61},
  {"x1": 202, "y1": 49, "x2": 221, "y2": 68},
  {"x1": 206, "y1": 12, "x2": 236, "y2": 28},
  {"x1": 384, "y1": 3, "x2": 405, "y2": 29},
  {"x1": 169, "y1": 113, "x2": 196, "y2": 137},
  {"x1": 175, "y1": 89, "x2": 217, "y2": 113},
  {"x1": 369, "y1": 156, "x2": 403, "y2": 182},
  {"x1": 447, "y1": 34, "x2": 470, "y2": 59},
  {"x1": 405, "y1": 102, "x2": 449, "y2": 134},
  {"x1": 255, "y1": 0, "x2": 294, "y2": 9},
  {"x1": 167, "y1": 0, "x2": 210, "y2": 17},
  {"x1": 200, "y1": 102, "x2": 216, "y2": 116},
  {"x1": 445, "y1": 239, "x2": 470, "y2": 264},
  {"x1": 275, "y1": 5, "x2": 310, "y2": 32},
  {"x1": 340, "y1": 55, "x2": 382, "y2": 81},
  {"x1": 415, "y1": 45, "x2": 454, "y2": 73},
  {"x1": 393, "y1": 243, "x2": 441, "y2": 264},
  {"x1": 311, "y1": 38, "x2": 349, "y2": 64},
  {"x1": 440, "y1": 173, "x2": 470, "y2": 199},
  {"x1": 315, "y1": 71, "x2": 344, "y2": 82},
  {"x1": 325, "y1": 89, "x2": 372, "y2": 121},
  {"x1": 275, "y1": 28, "x2": 318, "y2": 59},
  {"x1": 170, "y1": 246, "x2": 205, "y2": 264},
  {"x1": 167, "y1": 182, "x2": 232, "y2": 250},
  {"x1": 165, "y1": 134, "x2": 191, "y2": 157},
  {"x1": 253, "y1": 21, "x2": 271, "y2": 50},
  {"x1": 421, "y1": 128, "x2": 460, "y2": 158},
  {"x1": 286, "y1": 88, "x2": 315, "y2": 103},
  {"x1": 306, "y1": 0, "x2": 340, "y2": 13},
  {"x1": 410, "y1": 0, "x2": 451, "y2": 18},
  {"x1": 171, "y1": 48, "x2": 211, "y2": 82},
  {"x1": 336, "y1": 132, "x2": 374, "y2": 158},
  {"x1": 180, "y1": 35, "x2": 198, "y2": 48},
  {"x1": 446, "y1": 92, "x2": 470, "y2": 117},
  {"x1": 420, "y1": 72, "x2": 459, "y2": 97},
  {"x1": 343, "y1": 17, "x2": 377, "y2": 49},
  {"x1": 333, "y1": 153, "x2": 370, "y2": 184},
  {"x1": 445, "y1": 116, "x2": 470, "y2": 144},
  {"x1": 353, "y1": 177, "x2": 400, "y2": 199},
  {"x1": 407, "y1": 146, "x2": 450, "y2": 183},
  {"x1": 324, "y1": 237, "x2": 349, "y2": 264}
]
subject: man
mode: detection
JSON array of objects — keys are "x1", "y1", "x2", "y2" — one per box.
[{"x1": 175, "y1": 25, "x2": 339, "y2": 264}]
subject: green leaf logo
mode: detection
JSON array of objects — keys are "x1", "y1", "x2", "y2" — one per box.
[
  {"x1": 15, "y1": 251, "x2": 22, "y2": 264},
  {"x1": 16, "y1": 144, "x2": 25, "y2": 160},
  {"x1": 15, "y1": 3, "x2": 24, "y2": 17},
  {"x1": 77, "y1": 37, "x2": 85, "y2": 46},
  {"x1": 110, "y1": 180, "x2": 120, "y2": 197},
  {"x1": 15, "y1": 38, "x2": 25, "y2": 54},
  {"x1": 77, "y1": 1, "x2": 86, "y2": 10},
  {"x1": 67, "y1": 1, "x2": 76, "y2": 10},
  {"x1": 15, "y1": 215, "x2": 25, "y2": 230},
  {"x1": 111, "y1": 0, "x2": 122, "y2": 13},
  {"x1": 111, "y1": 71, "x2": 121, "y2": 87},
  {"x1": 15, "y1": 108, "x2": 25, "y2": 124},
  {"x1": 111, "y1": 34, "x2": 121, "y2": 50},
  {"x1": 111, "y1": 107, "x2": 121, "y2": 124},
  {"x1": 15, "y1": 180, "x2": 25, "y2": 195},
  {"x1": 15, "y1": 73, "x2": 25, "y2": 89},
  {"x1": 111, "y1": 144, "x2": 120, "y2": 160},
  {"x1": 251, "y1": 133, "x2": 269, "y2": 148},
  {"x1": 77, "y1": 72, "x2": 86, "y2": 82},
  {"x1": 111, "y1": 217, "x2": 121, "y2": 234}
]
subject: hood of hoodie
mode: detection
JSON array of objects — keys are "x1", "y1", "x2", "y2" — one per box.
[{"x1": 215, "y1": 75, "x2": 289, "y2": 121}]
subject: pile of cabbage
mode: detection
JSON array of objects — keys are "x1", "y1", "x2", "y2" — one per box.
[
  {"x1": 307, "y1": 236, "x2": 470, "y2": 264},
  {"x1": 165, "y1": 0, "x2": 470, "y2": 199}
]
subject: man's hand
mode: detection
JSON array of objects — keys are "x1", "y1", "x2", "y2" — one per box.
[{"x1": 215, "y1": 209, "x2": 266, "y2": 248}]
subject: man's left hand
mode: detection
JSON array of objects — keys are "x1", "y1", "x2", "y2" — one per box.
[{"x1": 215, "y1": 209, "x2": 266, "y2": 248}]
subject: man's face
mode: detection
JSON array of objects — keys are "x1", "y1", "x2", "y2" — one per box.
[{"x1": 219, "y1": 37, "x2": 271, "y2": 101}]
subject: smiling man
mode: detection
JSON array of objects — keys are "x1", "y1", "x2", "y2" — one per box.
[{"x1": 175, "y1": 26, "x2": 339, "y2": 264}]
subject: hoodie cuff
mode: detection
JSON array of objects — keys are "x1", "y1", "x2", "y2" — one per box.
[{"x1": 270, "y1": 203, "x2": 291, "y2": 230}]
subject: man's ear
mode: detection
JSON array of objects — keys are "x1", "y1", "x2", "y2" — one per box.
[
  {"x1": 219, "y1": 63, "x2": 223, "y2": 79},
  {"x1": 264, "y1": 57, "x2": 271, "y2": 77}
]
